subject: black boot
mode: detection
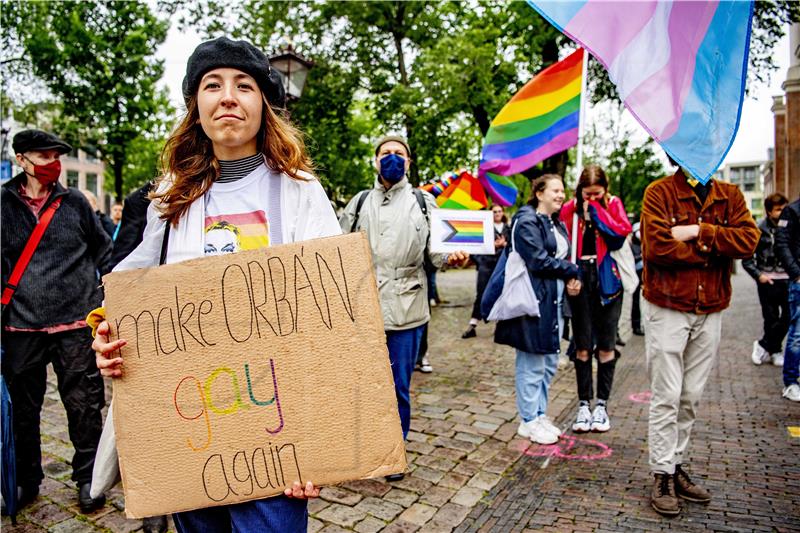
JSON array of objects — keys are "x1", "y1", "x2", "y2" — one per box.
[
  {"x1": 143, "y1": 515, "x2": 168, "y2": 533},
  {"x1": 573, "y1": 358, "x2": 593, "y2": 402},
  {"x1": 78, "y1": 483, "x2": 106, "y2": 513},
  {"x1": 597, "y1": 356, "x2": 618, "y2": 402}
]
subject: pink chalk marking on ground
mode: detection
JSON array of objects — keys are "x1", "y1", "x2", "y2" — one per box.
[
  {"x1": 628, "y1": 391, "x2": 652, "y2": 404},
  {"x1": 517, "y1": 434, "x2": 613, "y2": 461}
]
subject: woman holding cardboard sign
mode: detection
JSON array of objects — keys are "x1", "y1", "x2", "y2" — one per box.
[{"x1": 92, "y1": 37, "x2": 340, "y2": 532}]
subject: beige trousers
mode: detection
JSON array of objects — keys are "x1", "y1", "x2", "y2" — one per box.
[{"x1": 643, "y1": 298, "x2": 722, "y2": 474}]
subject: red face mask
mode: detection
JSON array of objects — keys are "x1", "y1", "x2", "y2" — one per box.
[{"x1": 24, "y1": 158, "x2": 61, "y2": 186}]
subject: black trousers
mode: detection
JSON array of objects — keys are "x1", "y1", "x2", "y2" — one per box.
[
  {"x1": 1, "y1": 328, "x2": 105, "y2": 488},
  {"x1": 757, "y1": 280, "x2": 790, "y2": 354},
  {"x1": 471, "y1": 266, "x2": 495, "y2": 320}
]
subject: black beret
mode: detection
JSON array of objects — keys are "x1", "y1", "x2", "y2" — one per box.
[
  {"x1": 182, "y1": 36, "x2": 286, "y2": 109},
  {"x1": 12, "y1": 129, "x2": 72, "y2": 155}
]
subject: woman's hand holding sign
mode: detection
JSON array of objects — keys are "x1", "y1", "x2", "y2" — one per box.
[{"x1": 93, "y1": 320, "x2": 126, "y2": 378}]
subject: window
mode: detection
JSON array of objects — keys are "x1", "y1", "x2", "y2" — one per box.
[
  {"x1": 67, "y1": 170, "x2": 79, "y2": 188},
  {"x1": 744, "y1": 183, "x2": 755, "y2": 192},
  {"x1": 86, "y1": 173, "x2": 97, "y2": 195},
  {"x1": 751, "y1": 198, "x2": 763, "y2": 210}
]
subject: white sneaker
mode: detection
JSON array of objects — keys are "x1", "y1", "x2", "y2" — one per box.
[
  {"x1": 572, "y1": 405, "x2": 592, "y2": 433},
  {"x1": 782, "y1": 383, "x2": 800, "y2": 402},
  {"x1": 418, "y1": 356, "x2": 433, "y2": 373},
  {"x1": 517, "y1": 419, "x2": 558, "y2": 444},
  {"x1": 591, "y1": 404, "x2": 611, "y2": 432},
  {"x1": 772, "y1": 353, "x2": 784, "y2": 366},
  {"x1": 751, "y1": 341, "x2": 770, "y2": 365},
  {"x1": 536, "y1": 415, "x2": 562, "y2": 437}
]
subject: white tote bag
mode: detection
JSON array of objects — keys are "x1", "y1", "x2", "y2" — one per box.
[
  {"x1": 487, "y1": 220, "x2": 540, "y2": 321},
  {"x1": 610, "y1": 237, "x2": 639, "y2": 294},
  {"x1": 90, "y1": 400, "x2": 120, "y2": 498}
]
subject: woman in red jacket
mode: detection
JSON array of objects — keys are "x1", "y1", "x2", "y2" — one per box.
[{"x1": 560, "y1": 166, "x2": 632, "y2": 434}]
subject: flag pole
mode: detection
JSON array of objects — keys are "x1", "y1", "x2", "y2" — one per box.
[{"x1": 571, "y1": 48, "x2": 589, "y2": 264}]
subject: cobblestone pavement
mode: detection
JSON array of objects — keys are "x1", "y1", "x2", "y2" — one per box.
[{"x1": 3, "y1": 269, "x2": 798, "y2": 532}]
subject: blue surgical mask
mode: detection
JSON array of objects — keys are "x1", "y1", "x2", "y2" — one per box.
[{"x1": 379, "y1": 154, "x2": 406, "y2": 183}]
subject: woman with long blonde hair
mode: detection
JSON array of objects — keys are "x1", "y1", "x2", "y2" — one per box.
[{"x1": 91, "y1": 37, "x2": 339, "y2": 532}]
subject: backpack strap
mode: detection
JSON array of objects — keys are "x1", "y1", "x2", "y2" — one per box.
[
  {"x1": 412, "y1": 188, "x2": 428, "y2": 220},
  {"x1": 159, "y1": 223, "x2": 170, "y2": 266},
  {"x1": 1, "y1": 197, "x2": 63, "y2": 306},
  {"x1": 350, "y1": 189, "x2": 371, "y2": 233}
]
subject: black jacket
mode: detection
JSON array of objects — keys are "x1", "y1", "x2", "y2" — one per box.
[
  {"x1": 742, "y1": 216, "x2": 787, "y2": 280},
  {"x1": 109, "y1": 181, "x2": 154, "y2": 271},
  {"x1": 494, "y1": 206, "x2": 579, "y2": 355},
  {"x1": 1, "y1": 173, "x2": 112, "y2": 328},
  {"x1": 776, "y1": 198, "x2": 800, "y2": 282},
  {"x1": 97, "y1": 210, "x2": 117, "y2": 239}
]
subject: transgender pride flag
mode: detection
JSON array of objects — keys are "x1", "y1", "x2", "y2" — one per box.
[{"x1": 529, "y1": 0, "x2": 754, "y2": 184}]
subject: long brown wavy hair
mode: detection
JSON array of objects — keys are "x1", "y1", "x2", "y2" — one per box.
[{"x1": 153, "y1": 94, "x2": 313, "y2": 225}]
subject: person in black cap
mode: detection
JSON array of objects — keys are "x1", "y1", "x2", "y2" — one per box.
[
  {"x1": 1, "y1": 129, "x2": 111, "y2": 513},
  {"x1": 92, "y1": 37, "x2": 336, "y2": 532}
]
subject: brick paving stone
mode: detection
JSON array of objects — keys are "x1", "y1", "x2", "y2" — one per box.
[
  {"x1": 430, "y1": 447, "x2": 467, "y2": 462},
  {"x1": 450, "y1": 487, "x2": 485, "y2": 507},
  {"x1": 316, "y1": 503, "x2": 368, "y2": 528},
  {"x1": 383, "y1": 488, "x2": 419, "y2": 507},
  {"x1": 353, "y1": 497, "x2": 404, "y2": 522},
  {"x1": 398, "y1": 503, "x2": 437, "y2": 526},
  {"x1": 24, "y1": 502, "x2": 72, "y2": 528},
  {"x1": 308, "y1": 497, "x2": 332, "y2": 514},
  {"x1": 378, "y1": 520, "x2": 420, "y2": 533},
  {"x1": 353, "y1": 516, "x2": 385, "y2": 533},
  {"x1": 389, "y1": 476, "x2": 432, "y2": 495},
  {"x1": 340, "y1": 479, "x2": 392, "y2": 498},
  {"x1": 451, "y1": 460, "x2": 481, "y2": 477},
  {"x1": 454, "y1": 432, "x2": 486, "y2": 445},
  {"x1": 418, "y1": 486, "x2": 456, "y2": 507},
  {"x1": 409, "y1": 466, "x2": 445, "y2": 484},
  {"x1": 466, "y1": 472, "x2": 501, "y2": 491},
  {"x1": 405, "y1": 431, "x2": 427, "y2": 443},
  {"x1": 438, "y1": 472, "x2": 470, "y2": 490},
  {"x1": 46, "y1": 518, "x2": 96, "y2": 533},
  {"x1": 319, "y1": 525, "x2": 353, "y2": 533},
  {"x1": 413, "y1": 455, "x2": 455, "y2": 472},
  {"x1": 93, "y1": 512, "x2": 141, "y2": 533},
  {"x1": 431, "y1": 437, "x2": 477, "y2": 452},
  {"x1": 308, "y1": 517, "x2": 325, "y2": 533},
  {"x1": 404, "y1": 441, "x2": 435, "y2": 455},
  {"x1": 432, "y1": 503, "x2": 471, "y2": 527},
  {"x1": 320, "y1": 486, "x2": 364, "y2": 506}
]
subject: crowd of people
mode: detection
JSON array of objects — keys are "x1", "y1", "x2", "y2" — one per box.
[{"x1": 1, "y1": 34, "x2": 797, "y2": 532}]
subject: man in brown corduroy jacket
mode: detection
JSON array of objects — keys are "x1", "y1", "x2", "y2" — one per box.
[{"x1": 640, "y1": 157, "x2": 758, "y2": 517}]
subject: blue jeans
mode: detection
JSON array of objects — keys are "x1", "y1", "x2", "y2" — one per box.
[
  {"x1": 515, "y1": 280, "x2": 564, "y2": 422},
  {"x1": 386, "y1": 325, "x2": 425, "y2": 439},
  {"x1": 173, "y1": 496, "x2": 307, "y2": 533},
  {"x1": 515, "y1": 350, "x2": 560, "y2": 422},
  {"x1": 783, "y1": 282, "x2": 800, "y2": 387}
]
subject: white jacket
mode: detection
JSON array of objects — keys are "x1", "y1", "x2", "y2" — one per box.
[
  {"x1": 339, "y1": 178, "x2": 443, "y2": 331},
  {"x1": 115, "y1": 165, "x2": 341, "y2": 272}
]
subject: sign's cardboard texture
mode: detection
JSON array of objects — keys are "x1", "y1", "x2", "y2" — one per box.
[{"x1": 103, "y1": 233, "x2": 406, "y2": 518}]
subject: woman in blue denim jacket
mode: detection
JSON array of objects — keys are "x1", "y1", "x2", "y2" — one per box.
[{"x1": 494, "y1": 175, "x2": 581, "y2": 444}]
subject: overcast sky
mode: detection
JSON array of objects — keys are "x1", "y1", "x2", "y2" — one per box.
[{"x1": 156, "y1": 27, "x2": 791, "y2": 168}]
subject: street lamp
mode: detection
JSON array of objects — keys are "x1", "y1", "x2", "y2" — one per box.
[{"x1": 270, "y1": 40, "x2": 314, "y2": 101}]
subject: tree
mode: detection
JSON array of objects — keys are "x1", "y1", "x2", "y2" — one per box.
[{"x1": 1, "y1": 1, "x2": 173, "y2": 200}]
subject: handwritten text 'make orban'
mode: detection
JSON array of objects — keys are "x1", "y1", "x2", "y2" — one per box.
[{"x1": 113, "y1": 245, "x2": 357, "y2": 358}]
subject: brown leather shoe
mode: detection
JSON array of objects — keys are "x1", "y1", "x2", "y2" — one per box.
[
  {"x1": 651, "y1": 473, "x2": 680, "y2": 516},
  {"x1": 674, "y1": 465, "x2": 711, "y2": 503}
]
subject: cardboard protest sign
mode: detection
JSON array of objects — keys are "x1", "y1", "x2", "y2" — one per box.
[
  {"x1": 430, "y1": 208, "x2": 495, "y2": 255},
  {"x1": 103, "y1": 232, "x2": 406, "y2": 518}
]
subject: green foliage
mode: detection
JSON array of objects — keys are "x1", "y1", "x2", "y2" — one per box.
[
  {"x1": 1, "y1": 0, "x2": 173, "y2": 200},
  {"x1": 604, "y1": 138, "x2": 665, "y2": 216}
]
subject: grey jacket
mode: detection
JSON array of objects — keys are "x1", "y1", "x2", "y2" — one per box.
[{"x1": 340, "y1": 178, "x2": 444, "y2": 331}]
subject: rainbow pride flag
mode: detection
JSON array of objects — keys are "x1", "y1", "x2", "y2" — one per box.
[
  {"x1": 529, "y1": 0, "x2": 753, "y2": 184},
  {"x1": 437, "y1": 171, "x2": 488, "y2": 210},
  {"x1": 479, "y1": 48, "x2": 584, "y2": 205},
  {"x1": 443, "y1": 219, "x2": 484, "y2": 245}
]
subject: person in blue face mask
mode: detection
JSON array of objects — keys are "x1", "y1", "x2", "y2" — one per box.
[{"x1": 339, "y1": 135, "x2": 468, "y2": 482}]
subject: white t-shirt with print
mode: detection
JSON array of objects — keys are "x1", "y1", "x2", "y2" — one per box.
[{"x1": 204, "y1": 164, "x2": 273, "y2": 256}]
